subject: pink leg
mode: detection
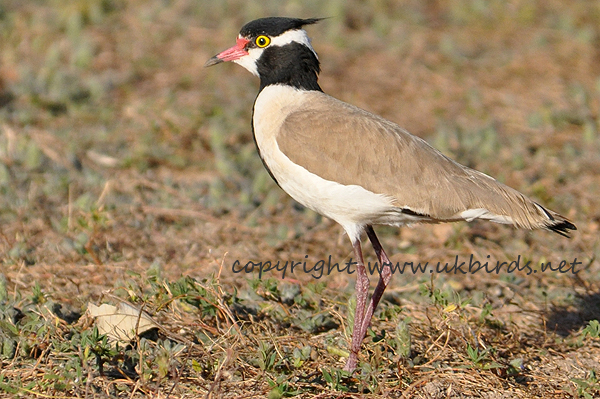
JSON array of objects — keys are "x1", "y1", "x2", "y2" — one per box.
[
  {"x1": 357, "y1": 226, "x2": 393, "y2": 347},
  {"x1": 343, "y1": 237, "x2": 369, "y2": 372}
]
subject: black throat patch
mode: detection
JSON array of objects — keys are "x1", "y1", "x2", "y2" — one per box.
[{"x1": 256, "y1": 42, "x2": 322, "y2": 92}]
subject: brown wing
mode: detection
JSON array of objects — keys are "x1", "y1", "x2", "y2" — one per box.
[{"x1": 277, "y1": 92, "x2": 574, "y2": 233}]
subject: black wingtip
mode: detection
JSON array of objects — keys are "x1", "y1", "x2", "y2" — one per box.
[
  {"x1": 534, "y1": 202, "x2": 576, "y2": 238},
  {"x1": 548, "y1": 219, "x2": 577, "y2": 238}
]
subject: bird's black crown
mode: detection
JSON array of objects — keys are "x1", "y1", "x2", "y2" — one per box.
[{"x1": 240, "y1": 17, "x2": 322, "y2": 38}]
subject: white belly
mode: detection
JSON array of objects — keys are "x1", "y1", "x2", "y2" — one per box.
[{"x1": 252, "y1": 85, "x2": 403, "y2": 240}]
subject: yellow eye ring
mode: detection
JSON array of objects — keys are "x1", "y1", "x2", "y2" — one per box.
[{"x1": 255, "y1": 35, "x2": 271, "y2": 48}]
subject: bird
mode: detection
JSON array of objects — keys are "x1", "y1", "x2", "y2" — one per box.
[{"x1": 205, "y1": 17, "x2": 576, "y2": 372}]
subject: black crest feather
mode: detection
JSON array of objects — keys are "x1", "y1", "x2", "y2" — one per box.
[{"x1": 240, "y1": 17, "x2": 323, "y2": 38}]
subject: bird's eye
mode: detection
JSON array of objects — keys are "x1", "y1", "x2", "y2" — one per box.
[{"x1": 255, "y1": 35, "x2": 271, "y2": 48}]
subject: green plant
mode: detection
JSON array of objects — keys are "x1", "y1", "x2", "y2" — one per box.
[
  {"x1": 257, "y1": 341, "x2": 278, "y2": 371},
  {"x1": 581, "y1": 320, "x2": 600, "y2": 339},
  {"x1": 267, "y1": 375, "x2": 302, "y2": 399},
  {"x1": 465, "y1": 343, "x2": 501, "y2": 370},
  {"x1": 321, "y1": 367, "x2": 350, "y2": 392},
  {"x1": 572, "y1": 370, "x2": 600, "y2": 399}
]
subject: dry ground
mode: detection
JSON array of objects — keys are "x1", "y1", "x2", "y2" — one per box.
[{"x1": 1, "y1": 1, "x2": 599, "y2": 398}]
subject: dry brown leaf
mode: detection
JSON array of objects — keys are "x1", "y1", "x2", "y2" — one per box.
[{"x1": 87, "y1": 302, "x2": 158, "y2": 344}]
